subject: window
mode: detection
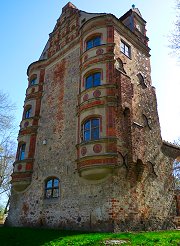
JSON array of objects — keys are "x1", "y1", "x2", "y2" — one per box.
[
  {"x1": 30, "y1": 78, "x2": 37, "y2": 86},
  {"x1": 45, "y1": 178, "x2": 59, "y2": 199},
  {"x1": 24, "y1": 107, "x2": 32, "y2": 119},
  {"x1": 82, "y1": 118, "x2": 100, "y2": 141},
  {"x1": 85, "y1": 72, "x2": 101, "y2": 89},
  {"x1": 120, "y1": 40, "x2": 131, "y2": 58},
  {"x1": 18, "y1": 143, "x2": 26, "y2": 161},
  {"x1": 137, "y1": 73, "x2": 147, "y2": 89},
  {"x1": 86, "y1": 36, "x2": 101, "y2": 50}
]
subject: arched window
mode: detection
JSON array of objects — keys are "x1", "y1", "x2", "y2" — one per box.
[
  {"x1": 85, "y1": 72, "x2": 101, "y2": 89},
  {"x1": 24, "y1": 107, "x2": 32, "y2": 119},
  {"x1": 82, "y1": 118, "x2": 100, "y2": 141},
  {"x1": 30, "y1": 78, "x2": 37, "y2": 85},
  {"x1": 86, "y1": 36, "x2": 101, "y2": 50},
  {"x1": 137, "y1": 73, "x2": 147, "y2": 89},
  {"x1": 45, "y1": 177, "x2": 59, "y2": 199},
  {"x1": 18, "y1": 143, "x2": 26, "y2": 161},
  {"x1": 29, "y1": 75, "x2": 38, "y2": 86}
]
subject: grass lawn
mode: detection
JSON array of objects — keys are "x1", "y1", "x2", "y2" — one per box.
[{"x1": 0, "y1": 227, "x2": 179, "y2": 245}]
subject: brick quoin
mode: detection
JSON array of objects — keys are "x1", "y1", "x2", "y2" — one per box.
[{"x1": 28, "y1": 135, "x2": 37, "y2": 158}]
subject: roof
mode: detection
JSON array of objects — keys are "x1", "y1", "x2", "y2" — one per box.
[{"x1": 161, "y1": 140, "x2": 180, "y2": 160}]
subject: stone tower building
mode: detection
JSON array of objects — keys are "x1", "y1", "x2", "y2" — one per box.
[{"x1": 7, "y1": 2, "x2": 180, "y2": 231}]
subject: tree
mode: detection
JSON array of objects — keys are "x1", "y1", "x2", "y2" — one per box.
[
  {"x1": 0, "y1": 91, "x2": 16, "y2": 211},
  {"x1": 170, "y1": 0, "x2": 180, "y2": 60}
]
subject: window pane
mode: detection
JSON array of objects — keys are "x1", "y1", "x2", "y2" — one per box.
[
  {"x1": 25, "y1": 108, "x2": 31, "y2": 119},
  {"x1": 52, "y1": 188, "x2": 59, "y2": 198},
  {"x1": 91, "y1": 119, "x2": 99, "y2": 128},
  {"x1": 93, "y1": 36, "x2": 101, "y2": 46},
  {"x1": 84, "y1": 130, "x2": 90, "y2": 141},
  {"x1": 53, "y1": 179, "x2": 59, "y2": 188},
  {"x1": 84, "y1": 120, "x2": 90, "y2": 130},
  {"x1": 93, "y1": 73, "x2": 101, "y2": 86},
  {"x1": 21, "y1": 144, "x2": 26, "y2": 151},
  {"x1": 19, "y1": 144, "x2": 26, "y2": 160},
  {"x1": 120, "y1": 43, "x2": 125, "y2": 52},
  {"x1": 91, "y1": 127, "x2": 99, "y2": 140},
  {"x1": 19, "y1": 151, "x2": 25, "y2": 160},
  {"x1": 46, "y1": 180, "x2": 53, "y2": 189},
  {"x1": 125, "y1": 46, "x2": 129, "y2": 56},
  {"x1": 86, "y1": 75, "x2": 93, "y2": 89},
  {"x1": 86, "y1": 40, "x2": 93, "y2": 50},
  {"x1": 46, "y1": 189, "x2": 52, "y2": 198},
  {"x1": 30, "y1": 78, "x2": 37, "y2": 85}
]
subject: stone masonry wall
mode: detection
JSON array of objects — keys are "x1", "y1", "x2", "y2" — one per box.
[{"x1": 7, "y1": 5, "x2": 176, "y2": 232}]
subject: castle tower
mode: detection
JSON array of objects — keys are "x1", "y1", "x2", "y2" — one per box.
[{"x1": 7, "y1": 2, "x2": 180, "y2": 231}]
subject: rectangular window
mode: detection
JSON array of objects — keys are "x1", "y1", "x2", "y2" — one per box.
[{"x1": 120, "y1": 40, "x2": 131, "y2": 58}]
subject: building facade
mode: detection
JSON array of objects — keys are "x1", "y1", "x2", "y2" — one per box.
[{"x1": 7, "y1": 2, "x2": 180, "y2": 231}]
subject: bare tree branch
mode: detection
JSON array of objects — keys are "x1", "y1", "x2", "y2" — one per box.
[
  {"x1": 169, "y1": 0, "x2": 180, "y2": 60},
  {"x1": 0, "y1": 91, "x2": 16, "y2": 205}
]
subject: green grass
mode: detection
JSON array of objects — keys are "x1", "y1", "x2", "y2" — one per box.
[{"x1": 0, "y1": 227, "x2": 179, "y2": 246}]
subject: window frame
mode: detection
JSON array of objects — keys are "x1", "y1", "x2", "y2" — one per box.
[
  {"x1": 85, "y1": 72, "x2": 101, "y2": 89},
  {"x1": 82, "y1": 118, "x2": 100, "y2": 141},
  {"x1": 120, "y1": 40, "x2": 131, "y2": 58},
  {"x1": 45, "y1": 177, "x2": 60, "y2": 199}
]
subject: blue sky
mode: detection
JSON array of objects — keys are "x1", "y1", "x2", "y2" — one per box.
[{"x1": 0, "y1": 0, "x2": 179, "y2": 142}]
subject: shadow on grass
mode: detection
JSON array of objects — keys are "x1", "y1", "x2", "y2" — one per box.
[
  {"x1": 0, "y1": 227, "x2": 180, "y2": 246},
  {"x1": 0, "y1": 226, "x2": 88, "y2": 246}
]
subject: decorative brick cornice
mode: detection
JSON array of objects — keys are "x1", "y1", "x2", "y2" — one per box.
[
  {"x1": 11, "y1": 171, "x2": 32, "y2": 181},
  {"x1": 80, "y1": 54, "x2": 115, "y2": 72},
  {"x1": 13, "y1": 158, "x2": 34, "y2": 166},
  {"x1": 76, "y1": 137, "x2": 117, "y2": 148},
  {"x1": 77, "y1": 156, "x2": 117, "y2": 170},
  {"x1": 19, "y1": 126, "x2": 38, "y2": 136},
  {"x1": 77, "y1": 100, "x2": 105, "y2": 113}
]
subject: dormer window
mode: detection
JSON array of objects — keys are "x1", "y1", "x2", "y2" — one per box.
[
  {"x1": 86, "y1": 36, "x2": 101, "y2": 50},
  {"x1": 85, "y1": 72, "x2": 101, "y2": 89},
  {"x1": 120, "y1": 40, "x2": 131, "y2": 58}
]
